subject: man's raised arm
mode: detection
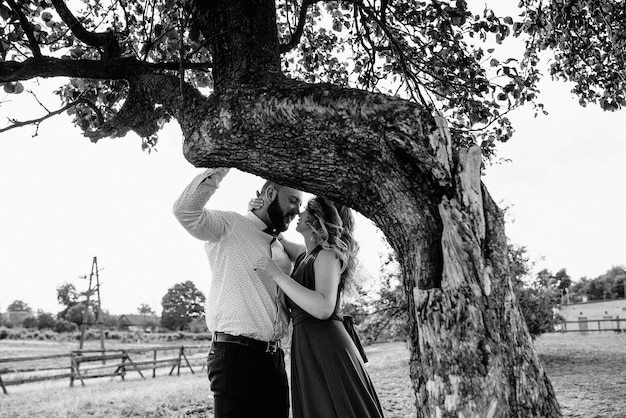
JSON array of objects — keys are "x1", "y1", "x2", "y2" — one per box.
[{"x1": 173, "y1": 167, "x2": 230, "y2": 241}]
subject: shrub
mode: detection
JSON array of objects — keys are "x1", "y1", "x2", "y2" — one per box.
[
  {"x1": 22, "y1": 317, "x2": 38, "y2": 329},
  {"x1": 0, "y1": 327, "x2": 27, "y2": 339},
  {"x1": 37, "y1": 312, "x2": 57, "y2": 330},
  {"x1": 54, "y1": 319, "x2": 78, "y2": 333},
  {"x1": 106, "y1": 331, "x2": 123, "y2": 340}
]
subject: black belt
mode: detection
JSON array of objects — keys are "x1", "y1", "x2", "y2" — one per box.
[{"x1": 213, "y1": 332, "x2": 280, "y2": 354}]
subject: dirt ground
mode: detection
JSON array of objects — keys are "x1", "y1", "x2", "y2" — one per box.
[
  {"x1": 0, "y1": 332, "x2": 624, "y2": 417},
  {"x1": 534, "y1": 332, "x2": 626, "y2": 418},
  {"x1": 367, "y1": 332, "x2": 626, "y2": 418}
]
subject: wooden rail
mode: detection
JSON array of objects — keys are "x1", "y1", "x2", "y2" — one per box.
[
  {"x1": 557, "y1": 318, "x2": 625, "y2": 333},
  {"x1": 0, "y1": 345, "x2": 209, "y2": 395}
]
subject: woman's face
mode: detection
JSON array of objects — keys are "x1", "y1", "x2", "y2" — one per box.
[{"x1": 296, "y1": 207, "x2": 313, "y2": 233}]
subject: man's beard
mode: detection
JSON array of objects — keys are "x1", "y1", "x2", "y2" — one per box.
[{"x1": 268, "y1": 198, "x2": 290, "y2": 232}]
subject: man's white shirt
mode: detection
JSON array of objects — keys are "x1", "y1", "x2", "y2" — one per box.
[{"x1": 173, "y1": 168, "x2": 291, "y2": 342}]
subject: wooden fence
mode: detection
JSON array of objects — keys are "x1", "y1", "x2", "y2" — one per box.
[
  {"x1": 0, "y1": 344, "x2": 209, "y2": 395},
  {"x1": 557, "y1": 318, "x2": 625, "y2": 333}
]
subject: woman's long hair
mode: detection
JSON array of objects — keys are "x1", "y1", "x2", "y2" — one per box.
[{"x1": 306, "y1": 196, "x2": 359, "y2": 293}]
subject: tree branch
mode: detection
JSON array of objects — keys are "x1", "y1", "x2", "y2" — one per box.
[
  {"x1": 353, "y1": 0, "x2": 429, "y2": 106},
  {"x1": 5, "y1": 0, "x2": 42, "y2": 58},
  {"x1": 0, "y1": 95, "x2": 100, "y2": 134},
  {"x1": 0, "y1": 57, "x2": 211, "y2": 82},
  {"x1": 279, "y1": 0, "x2": 324, "y2": 53},
  {"x1": 50, "y1": 0, "x2": 121, "y2": 59}
]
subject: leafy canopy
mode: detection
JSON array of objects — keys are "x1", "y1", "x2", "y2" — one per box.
[
  {"x1": 0, "y1": 0, "x2": 545, "y2": 157},
  {"x1": 516, "y1": 0, "x2": 626, "y2": 111},
  {"x1": 2, "y1": 1, "x2": 624, "y2": 156},
  {"x1": 160, "y1": 280, "x2": 205, "y2": 331}
]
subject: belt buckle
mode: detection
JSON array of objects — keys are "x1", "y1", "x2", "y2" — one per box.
[{"x1": 266, "y1": 340, "x2": 279, "y2": 354}]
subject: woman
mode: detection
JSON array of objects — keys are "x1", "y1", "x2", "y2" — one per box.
[{"x1": 255, "y1": 196, "x2": 384, "y2": 418}]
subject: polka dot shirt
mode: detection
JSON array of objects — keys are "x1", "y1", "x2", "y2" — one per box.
[{"x1": 173, "y1": 168, "x2": 291, "y2": 342}]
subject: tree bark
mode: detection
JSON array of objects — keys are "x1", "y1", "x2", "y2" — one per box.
[{"x1": 140, "y1": 0, "x2": 563, "y2": 416}]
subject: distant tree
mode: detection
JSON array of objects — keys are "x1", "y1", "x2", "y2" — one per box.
[
  {"x1": 554, "y1": 269, "x2": 572, "y2": 291},
  {"x1": 161, "y1": 281, "x2": 206, "y2": 331},
  {"x1": 65, "y1": 302, "x2": 95, "y2": 326},
  {"x1": 535, "y1": 268, "x2": 553, "y2": 288},
  {"x1": 138, "y1": 304, "x2": 156, "y2": 315},
  {"x1": 507, "y1": 245, "x2": 561, "y2": 338},
  {"x1": 56, "y1": 282, "x2": 80, "y2": 319},
  {"x1": 569, "y1": 277, "x2": 588, "y2": 302},
  {"x1": 574, "y1": 276, "x2": 604, "y2": 301},
  {"x1": 22, "y1": 316, "x2": 38, "y2": 329},
  {"x1": 99, "y1": 309, "x2": 118, "y2": 329},
  {"x1": 36, "y1": 310, "x2": 57, "y2": 330},
  {"x1": 54, "y1": 319, "x2": 78, "y2": 333},
  {"x1": 507, "y1": 244, "x2": 533, "y2": 285},
  {"x1": 7, "y1": 300, "x2": 32, "y2": 312},
  {"x1": 56, "y1": 283, "x2": 79, "y2": 307},
  {"x1": 597, "y1": 266, "x2": 626, "y2": 299},
  {"x1": 350, "y1": 252, "x2": 408, "y2": 344},
  {"x1": 571, "y1": 266, "x2": 626, "y2": 301}
]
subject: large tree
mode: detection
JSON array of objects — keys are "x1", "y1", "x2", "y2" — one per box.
[
  {"x1": 160, "y1": 280, "x2": 205, "y2": 331},
  {"x1": 7, "y1": 299, "x2": 32, "y2": 312},
  {"x1": 5, "y1": 0, "x2": 612, "y2": 415}
]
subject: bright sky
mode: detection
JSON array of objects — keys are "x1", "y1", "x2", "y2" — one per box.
[
  {"x1": 0, "y1": 81, "x2": 386, "y2": 315},
  {"x1": 1, "y1": 4, "x2": 625, "y2": 315}
]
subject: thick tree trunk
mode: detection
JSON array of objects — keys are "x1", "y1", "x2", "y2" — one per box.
[{"x1": 142, "y1": 0, "x2": 562, "y2": 416}]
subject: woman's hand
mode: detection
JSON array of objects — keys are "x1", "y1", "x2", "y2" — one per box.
[
  {"x1": 255, "y1": 257, "x2": 283, "y2": 281},
  {"x1": 248, "y1": 191, "x2": 264, "y2": 211}
]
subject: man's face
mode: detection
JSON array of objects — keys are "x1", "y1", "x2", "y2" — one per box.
[{"x1": 267, "y1": 187, "x2": 303, "y2": 232}]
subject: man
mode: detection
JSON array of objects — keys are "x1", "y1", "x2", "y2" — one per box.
[{"x1": 173, "y1": 168, "x2": 302, "y2": 418}]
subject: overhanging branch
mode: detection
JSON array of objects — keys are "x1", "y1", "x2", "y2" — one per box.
[
  {"x1": 279, "y1": 0, "x2": 325, "y2": 53},
  {"x1": 0, "y1": 57, "x2": 211, "y2": 82},
  {"x1": 5, "y1": 0, "x2": 42, "y2": 58},
  {"x1": 51, "y1": 0, "x2": 121, "y2": 59},
  {"x1": 0, "y1": 94, "x2": 100, "y2": 134}
]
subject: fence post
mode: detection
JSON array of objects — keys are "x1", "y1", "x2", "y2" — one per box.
[
  {"x1": 177, "y1": 347, "x2": 182, "y2": 376},
  {"x1": 183, "y1": 346, "x2": 195, "y2": 374},
  {"x1": 120, "y1": 351, "x2": 127, "y2": 381},
  {"x1": 0, "y1": 372, "x2": 7, "y2": 395},
  {"x1": 72, "y1": 353, "x2": 85, "y2": 387},
  {"x1": 153, "y1": 349, "x2": 157, "y2": 378},
  {"x1": 70, "y1": 352, "x2": 75, "y2": 388}
]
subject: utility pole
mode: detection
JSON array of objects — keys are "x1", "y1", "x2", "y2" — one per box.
[
  {"x1": 78, "y1": 272, "x2": 91, "y2": 350},
  {"x1": 91, "y1": 257, "x2": 105, "y2": 355},
  {"x1": 78, "y1": 257, "x2": 105, "y2": 354}
]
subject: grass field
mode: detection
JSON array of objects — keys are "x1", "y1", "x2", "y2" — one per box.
[{"x1": 1, "y1": 332, "x2": 625, "y2": 417}]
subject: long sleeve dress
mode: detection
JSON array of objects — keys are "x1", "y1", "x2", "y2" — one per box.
[{"x1": 287, "y1": 246, "x2": 384, "y2": 418}]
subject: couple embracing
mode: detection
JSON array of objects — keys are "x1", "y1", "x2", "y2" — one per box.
[{"x1": 173, "y1": 168, "x2": 384, "y2": 418}]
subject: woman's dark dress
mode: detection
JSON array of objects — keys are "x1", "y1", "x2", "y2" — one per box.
[{"x1": 287, "y1": 246, "x2": 384, "y2": 418}]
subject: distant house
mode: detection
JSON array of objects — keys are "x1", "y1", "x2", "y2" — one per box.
[
  {"x1": 558, "y1": 299, "x2": 626, "y2": 332},
  {"x1": 118, "y1": 314, "x2": 161, "y2": 332},
  {"x1": 4, "y1": 310, "x2": 34, "y2": 327}
]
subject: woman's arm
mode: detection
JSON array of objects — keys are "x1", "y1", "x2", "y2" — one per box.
[{"x1": 255, "y1": 250, "x2": 340, "y2": 320}]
